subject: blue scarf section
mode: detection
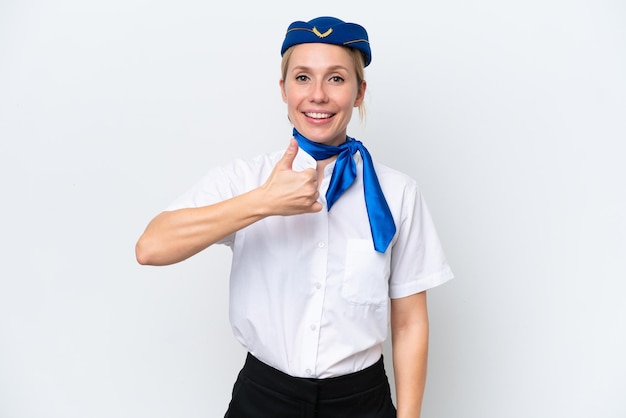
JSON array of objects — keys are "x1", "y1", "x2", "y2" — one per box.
[{"x1": 292, "y1": 128, "x2": 396, "y2": 253}]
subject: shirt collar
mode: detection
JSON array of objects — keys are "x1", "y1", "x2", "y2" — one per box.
[{"x1": 293, "y1": 146, "x2": 363, "y2": 176}]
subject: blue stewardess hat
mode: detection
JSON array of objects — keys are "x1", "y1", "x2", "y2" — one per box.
[{"x1": 280, "y1": 16, "x2": 372, "y2": 67}]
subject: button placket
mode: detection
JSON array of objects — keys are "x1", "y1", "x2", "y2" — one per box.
[{"x1": 300, "y1": 227, "x2": 329, "y2": 378}]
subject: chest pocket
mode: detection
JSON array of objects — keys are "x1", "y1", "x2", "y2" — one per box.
[{"x1": 341, "y1": 239, "x2": 391, "y2": 306}]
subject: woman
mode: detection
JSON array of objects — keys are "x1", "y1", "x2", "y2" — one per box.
[{"x1": 136, "y1": 16, "x2": 453, "y2": 418}]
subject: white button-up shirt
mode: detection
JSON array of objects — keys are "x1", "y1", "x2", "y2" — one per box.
[{"x1": 166, "y1": 146, "x2": 453, "y2": 378}]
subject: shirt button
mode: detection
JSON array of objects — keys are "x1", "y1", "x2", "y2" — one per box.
[
  {"x1": 305, "y1": 369, "x2": 312, "y2": 375},
  {"x1": 317, "y1": 241, "x2": 326, "y2": 248},
  {"x1": 310, "y1": 324, "x2": 317, "y2": 331},
  {"x1": 315, "y1": 282, "x2": 322, "y2": 289}
]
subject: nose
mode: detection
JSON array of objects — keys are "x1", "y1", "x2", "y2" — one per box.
[{"x1": 309, "y1": 80, "x2": 328, "y2": 103}]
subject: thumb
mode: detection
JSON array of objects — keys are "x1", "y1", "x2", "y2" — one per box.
[{"x1": 276, "y1": 138, "x2": 298, "y2": 170}]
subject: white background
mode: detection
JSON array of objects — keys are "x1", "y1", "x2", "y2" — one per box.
[{"x1": 1, "y1": 0, "x2": 625, "y2": 417}]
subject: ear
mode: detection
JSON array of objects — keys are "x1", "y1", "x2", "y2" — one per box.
[
  {"x1": 279, "y1": 79, "x2": 288, "y2": 103},
  {"x1": 354, "y1": 80, "x2": 367, "y2": 107}
]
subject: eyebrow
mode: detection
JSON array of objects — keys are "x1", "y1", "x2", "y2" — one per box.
[{"x1": 290, "y1": 64, "x2": 350, "y2": 73}]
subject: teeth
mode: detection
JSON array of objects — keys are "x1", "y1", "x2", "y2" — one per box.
[{"x1": 305, "y1": 112, "x2": 332, "y2": 119}]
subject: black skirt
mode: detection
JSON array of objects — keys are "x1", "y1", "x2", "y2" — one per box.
[{"x1": 224, "y1": 353, "x2": 397, "y2": 418}]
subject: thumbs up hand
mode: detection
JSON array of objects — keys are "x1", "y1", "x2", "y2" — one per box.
[{"x1": 260, "y1": 139, "x2": 323, "y2": 216}]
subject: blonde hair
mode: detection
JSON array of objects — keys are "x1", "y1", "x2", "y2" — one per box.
[{"x1": 281, "y1": 46, "x2": 367, "y2": 121}]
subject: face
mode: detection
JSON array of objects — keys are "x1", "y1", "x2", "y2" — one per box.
[{"x1": 280, "y1": 43, "x2": 366, "y2": 146}]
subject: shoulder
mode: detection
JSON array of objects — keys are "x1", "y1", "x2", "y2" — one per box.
[
  {"x1": 370, "y1": 161, "x2": 427, "y2": 219},
  {"x1": 165, "y1": 149, "x2": 285, "y2": 210},
  {"x1": 373, "y1": 161, "x2": 419, "y2": 193},
  {"x1": 214, "y1": 149, "x2": 285, "y2": 178}
]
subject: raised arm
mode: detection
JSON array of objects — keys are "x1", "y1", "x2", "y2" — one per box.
[
  {"x1": 135, "y1": 139, "x2": 322, "y2": 266},
  {"x1": 390, "y1": 291, "x2": 429, "y2": 418}
]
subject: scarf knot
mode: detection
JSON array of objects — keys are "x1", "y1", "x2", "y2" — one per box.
[{"x1": 292, "y1": 128, "x2": 396, "y2": 253}]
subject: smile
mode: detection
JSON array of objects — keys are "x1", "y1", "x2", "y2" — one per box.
[{"x1": 304, "y1": 112, "x2": 333, "y2": 119}]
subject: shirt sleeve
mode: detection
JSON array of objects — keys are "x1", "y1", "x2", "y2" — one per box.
[
  {"x1": 388, "y1": 182, "x2": 454, "y2": 298},
  {"x1": 165, "y1": 149, "x2": 291, "y2": 213},
  {"x1": 164, "y1": 165, "x2": 240, "y2": 246}
]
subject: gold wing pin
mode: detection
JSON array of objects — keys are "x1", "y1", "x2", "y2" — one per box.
[{"x1": 312, "y1": 27, "x2": 333, "y2": 38}]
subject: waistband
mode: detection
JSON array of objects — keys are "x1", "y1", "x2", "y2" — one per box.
[{"x1": 241, "y1": 353, "x2": 389, "y2": 402}]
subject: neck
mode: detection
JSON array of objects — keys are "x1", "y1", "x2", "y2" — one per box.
[
  {"x1": 316, "y1": 155, "x2": 336, "y2": 174},
  {"x1": 292, "y1": 128, "x2": 348, "y2": 151}
]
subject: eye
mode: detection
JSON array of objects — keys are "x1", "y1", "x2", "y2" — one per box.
[
  {"x1": 329, "y1": 75, "x2": 344, "y2": 83},
  {"x1": 295, "y1": 75, "x2": 310, "y2": 82}
]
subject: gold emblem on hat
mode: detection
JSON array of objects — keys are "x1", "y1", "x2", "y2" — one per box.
[{"x1": 312, "y1": 27, "x2": 333, "y2": 38}]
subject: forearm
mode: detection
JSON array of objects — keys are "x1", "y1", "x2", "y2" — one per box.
[
  {"x1": 391, "y1": 292, "x2": 429, "y2": 418},
  {"x1": 136, "y1": 139, "x2": 322, "y2": 266},
  {"x1": 135, "y1": 188, "x2": 266, "y2": 266}
]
